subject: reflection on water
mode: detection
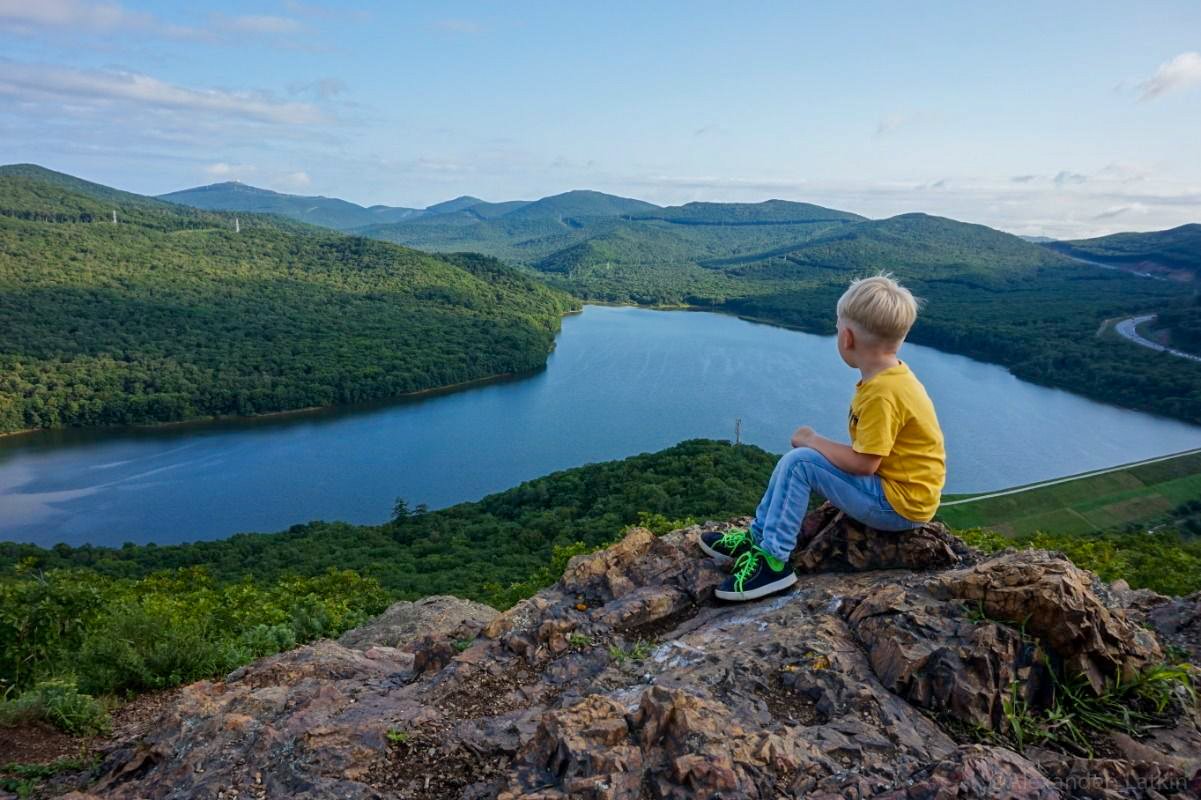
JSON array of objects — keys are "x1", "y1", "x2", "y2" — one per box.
[{"x1": 4, "y1": 305, "x2": 1201, "y2": 547}]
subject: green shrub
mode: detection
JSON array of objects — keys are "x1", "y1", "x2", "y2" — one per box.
[
  {"x1": 634, "y1": 512, "x2": 699, "y2": 535},
  {"x1": 239, "y1": 624, "x2": 298, "y2": 658},
  {"x1": 0, "y1": 567, "x2": 389, "y2": 698},
  {"x1": 0, "y1": 679, "x2": 108, "y2": 735},
  {"x1": 75, "y1": 604, "x2": 245, "y2": 695},
  {"x1": 0, "y1": 568, "x2": 109, "y2": 689}
]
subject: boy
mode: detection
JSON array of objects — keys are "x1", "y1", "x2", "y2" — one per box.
[{"x1": 700, "y1": 273, "x2": 946, "y2": 601}]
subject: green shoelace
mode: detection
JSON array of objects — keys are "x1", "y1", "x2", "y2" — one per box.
[
  {"x1": 717, "y1": 527, "x2": 750, "y2": 550},
  {"x1": 730, "y1": 548, "x2": 762, "y2": 592}
]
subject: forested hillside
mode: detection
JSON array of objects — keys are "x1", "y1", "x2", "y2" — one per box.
[
  {"x1": 1049, "y1": 223, "x2": 1201, "y2": 278},
  {"x1": 0, "y1": 165, "x2": 576, "y2": 433}
]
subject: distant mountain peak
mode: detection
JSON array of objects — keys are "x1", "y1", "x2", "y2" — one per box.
[
  {"x1": 159, "y1": 181, "x2": 420, "y2": 230},
  {"x1": 422, "y1": 195, "x2": 486, "y2": 215}
]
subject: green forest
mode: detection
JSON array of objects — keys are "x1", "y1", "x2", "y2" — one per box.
[{"x1": 0, "y1": 165, "x2": 576, "y2": 433}]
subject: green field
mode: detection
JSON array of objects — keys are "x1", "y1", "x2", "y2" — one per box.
[{"x1": 938, "y1": 449, "x2": 1201, "y2": 536}]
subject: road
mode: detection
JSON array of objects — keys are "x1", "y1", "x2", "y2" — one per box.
[
  {"x1": 940, "y1": 446, "x2": 1201, "y2": 507},
  {"x1": 1113, "y1": 314, "x2": 1201, "y2": 364}
]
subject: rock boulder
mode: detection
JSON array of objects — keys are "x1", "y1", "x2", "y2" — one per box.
[{"x1": 337, "y1": 594, "x2": 498, "y2": 651}]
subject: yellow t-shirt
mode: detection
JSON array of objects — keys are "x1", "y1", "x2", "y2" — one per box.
[{"x1": 848, "y1": 362, "x2": 946, "y2": 522}]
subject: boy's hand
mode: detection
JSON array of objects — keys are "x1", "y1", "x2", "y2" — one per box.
[{"x1": 790, "y1": 425, "x2": 815, "y2": 448}]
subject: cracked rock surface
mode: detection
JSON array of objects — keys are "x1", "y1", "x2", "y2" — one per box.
[{"x1": 59, "y1": 509, "x2": 1199, "y2": 799}]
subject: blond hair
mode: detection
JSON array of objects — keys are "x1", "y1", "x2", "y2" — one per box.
[{"x1": 836, "y1": 273, "x2": 919, "y2": 343}]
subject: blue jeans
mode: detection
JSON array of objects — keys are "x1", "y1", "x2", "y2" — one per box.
[{"x1": 751, "y1": 447, "x2": 918, "y2": 562}]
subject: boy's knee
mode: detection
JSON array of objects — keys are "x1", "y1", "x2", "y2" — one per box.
[{"x1": 782, "y1": 446, "x2": 823, "y2": 470}]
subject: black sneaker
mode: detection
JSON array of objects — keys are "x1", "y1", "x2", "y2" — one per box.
[
  {"x1": 698, "y1": 527, "x2": 754, "y2": 564},
  {"x1": 715, "y1": 548, "x2": 797, "y2": 602}
]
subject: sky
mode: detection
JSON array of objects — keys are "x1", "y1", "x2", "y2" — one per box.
[{"x1": 1, "y1": 1, "x2": 1199, "y2": 238}]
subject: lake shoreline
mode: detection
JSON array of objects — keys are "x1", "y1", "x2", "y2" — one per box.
[
  {"x1": 0, "y1": 370, "x2": 542, "y2": 441},
  {"x1": 0, "y1": 306, "x2": 589, "y2": 441}
]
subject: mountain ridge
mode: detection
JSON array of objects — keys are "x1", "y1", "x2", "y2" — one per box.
[
  {"x1": 159, "y1": 180, "x2": 422, "y2": 230},
  {"x1": 632, "y1": 198, "x2": 866, "y2": 226},
  {"x1": 1047, "y1": 224, "x2": 1201, "y2": 279}
]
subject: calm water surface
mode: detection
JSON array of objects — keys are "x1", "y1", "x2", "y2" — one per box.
[{"x1": 4, "y1": 305, "x2": 1201, "y2": 547}]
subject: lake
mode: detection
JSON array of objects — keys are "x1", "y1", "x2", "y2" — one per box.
[{"x1": 4, "y1": 305, "x2": 1201, "y2": 548}]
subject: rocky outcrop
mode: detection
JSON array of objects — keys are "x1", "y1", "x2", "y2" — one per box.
[
  {"x1": 845, "y1": 581, "x2": 1045, "y2": 730},
  {"x1": 59, "y1": 513, "x2": 1200, "y2": 799},
  {"x1": 929, "y1": 551, "x2": 1163, "y2": 692},
  {"x1": 338, "y1": 595, "x2": 498, "y2": 651}
]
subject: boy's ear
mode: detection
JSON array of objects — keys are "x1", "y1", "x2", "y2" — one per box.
[{"x1": 841, "y1": 326, "x2": 854, "y2": 349}]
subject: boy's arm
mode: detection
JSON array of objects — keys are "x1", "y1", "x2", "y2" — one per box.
[{"x1": 791, "y1": 426, "x2": 883, "y2": 476}]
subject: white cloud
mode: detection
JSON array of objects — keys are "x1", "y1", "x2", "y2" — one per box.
[
  {"x1": 204, "y1": 162, "x2": 255, "y2": 179},
  {"x1": 0, "y1": 1, "x2": 307, "y2": 41},
  {"x1": 0, "y1": 0, "x2": 204, "y2": 38},
  {"x1": 0, "y1": 61, "x2": 328, "y2": 125},
  {"x1": 0, "y1": 0, "x2": 149, "y2": 31},
  {"x1": 1139, "y1": 51, "x2": 1201, "y2": 100},
  {"x1": 282, "y1": 1, "x2": 370, "y2": 22},
  {"x1": 609, "y1": 170, "x2": 1201, "y2": 239},
  {"x1": 278, "y1": 170, "x2": 312, "y2": 189}
]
